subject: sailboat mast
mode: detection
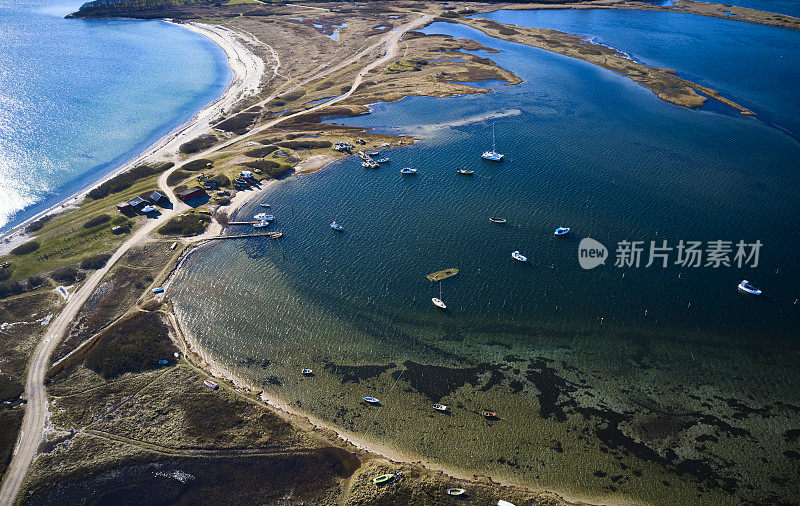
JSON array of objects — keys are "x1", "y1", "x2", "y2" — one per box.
[{"x1": 492, "y1": 124, "x2": 496, "y2": 152}]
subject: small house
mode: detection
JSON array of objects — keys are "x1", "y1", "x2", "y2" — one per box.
[
  {"x1": 127, "y1": 196, "x2": 149, "y2": 210},
  {"x1": 239, "y1": 170, "x2": 254, "y2": 179},
  {"x1": 176, "y1": 187, "x2": 206, "y2": 203},
  {"x1": 150, "y1": 191, "x2": 168, "y2": 204},
  {"x1": 116, "y1": 202, "x2": 133, "y2": 214}
]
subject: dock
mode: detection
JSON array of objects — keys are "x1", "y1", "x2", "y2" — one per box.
[
  {"x1": 228, "y1": 221, "x2": 259, "y2": 226},
  {"x1": 357, "y1": 150, "x2": 379, "y2": 169},
  {"x1": 209, "y1": 232, "x2": 283, "y2": 240}
]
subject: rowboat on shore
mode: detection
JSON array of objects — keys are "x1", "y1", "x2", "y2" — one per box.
[
  {"x1": 372, "y1": 473, "x2": 394, "y2": 485},
  {"x1": 302, "y1": 368, "x2": 313, "y2": 375},
  {"x1": 204, "y1": 379, "x2": 218, "y2": 390},
  {"x1": 446, "y1": 488, "x2": 466, "y2": 496},
  {"x1": 362, "y1": 396, "x2": 380, "y2": 404},
  {"x1": 481, "y1": 410, "x2": 497, "y2": 418},
  {"x1": 433, "y1": 403, "x2": 448, "y2": 412}
]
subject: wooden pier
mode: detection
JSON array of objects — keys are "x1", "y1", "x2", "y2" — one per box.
[
  {"x1": 228, "y1": 220, "x2": 259, "y2": 226},
  {"x1": 357, "y1": 150, "x2": 379, "y2": 169},
  {"x1": 208, "y1": 231, "x2": 283, "y2": 240}
]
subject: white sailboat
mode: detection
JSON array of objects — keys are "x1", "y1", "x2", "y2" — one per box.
[{"x1": 481, "y1": 124, "x2": 504, "y2": 161}]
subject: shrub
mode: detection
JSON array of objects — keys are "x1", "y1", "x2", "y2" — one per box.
[
  {"x1": 25, "y1": 216, "x2": 51, "y2": 233},
  {"x1": 80, "y1": 253, "x2": 112, "y2": 270},
  {"x1": 262, "y1": 164, "x2": 293, "y2": 179},
  {"x1": 0, "y1": 267, "x2": 12, "y2": 282},
  {"x1": 180, "y1": 159, "x2": 214, "y2": 172},
  {"x1": 50, "y1": 265, "x2": 79, "y2": 284},
  {"x1": 84, "y1": 312, "x2": 176, "y2": 379},
  {"x1": 241, "y1": 159, "x2": 281, "y2": 170},
  {"x1": 158, "y1": 213, "x2": 211, "y2": 237},
  {"x1": 210, "y1": 174, "x2": 230, "y2": 188},
  {"x1": 440, "y1": 10, "x2": 459, "y2": 18},
  {"x1": 86, "y1": 162, "x2": 173, "y2": 200},
  {"x1": 278, "y1": 90, "x2": 305, "y2": 102},
  {"x1": 0, "y1": 374, "x2": 23, "y2": 403},
  {"x1": 82, "y1": 213, "x2": 111, "y2": 229},
  {"x1": 166, "y1": 170, "x2": 191, "y2": 187},
  {"x1": 179, "y1": 134, "x2": 217, "y2": 154},
  {"x1": 0, "y1": 280, "x2": 24, "y2": 299},
  {"x1": 276, "y1": 140, "x2": 332, "y2": 150},
  {"x1": 216, "y1": 197, "x2": 231, "y2": 206},
  {"x1": 244, "y1": 145, "x2": 279, "y2": 158},
  {"x1": 215, "y1": 112, "x2": 259, "y2": 134},
  {"x1": 10, "y1": 241, "x2": 40, "y2": 256}
]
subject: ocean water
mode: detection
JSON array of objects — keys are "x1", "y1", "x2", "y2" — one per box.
[
  {"x1": 171, "y1": 12, "x2": 800, "y2": 504},
  {"x1": 0, "y1": 0, "x2": 230, "y2": 232},
  {"x1": 716, "y1": 0, "x2": 800, "y2": 17}
]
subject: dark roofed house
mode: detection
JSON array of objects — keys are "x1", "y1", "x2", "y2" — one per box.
[
  {"x1": 150, "y1": 191, "x2": 168, "y2": 204},
  {"x1": 117, "y1": 202, "x2": 133, "y2": 214},
  {"x1": 127, "y1": 196, "x2": 149, "y2": 210},
  {"x1": 176, "y1": 187, "x2": 206, "y2": 203}
]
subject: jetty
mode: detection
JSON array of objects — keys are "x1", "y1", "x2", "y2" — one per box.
[
  {"x1": 227, "y1": 220, "x2": 259, "y2": 226},
  {"x1": 357, "y1": 150, "x2": 379, "y2": 169},
  {"x1": 209, "y1": 231, "x2": 283, "y2": 240}
]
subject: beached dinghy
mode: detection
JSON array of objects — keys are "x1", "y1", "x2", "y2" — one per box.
[
  {"x1": 302, "y1": 368, "x2": 313, "y2": 375},
  {"x1": 738, "y1": 280, "x2": 762, "y2": 295},
  {"x1": 446, "y1": 488, "x2": 466, "y2": 496},
  {"x1": 432, "y1": 297, "x2": 447, "y2": 310},
  {"x1": 204, "y1": 379, "x2": 218, "y2": 390},
  {"x1": 400, "y1": 167, "x2": 417, "y2": 175},
  {"x1": 330, "y1": 221, "x2": 343, "y2": 231},
  {"x1": 489, "y1": 217, "x2": 507, "y2": 224},
  {"x1": 433, "y1": 404, "x2": 448, "y2": 412},
  {"x1": 497, "y1": 500, "x2": 516, "y2": 506},
  {"x1": 362, "y1": 396, "x2": 380, "y2": 404},
  {"x1": 554, "y1": 227, "x2": 570, "y2": 236},
  {"x1": 511, "y1": 251, "x2": 528, "y2": 262},
  {"x1": 372, "y1": 474, "x2": 394, "y2": 485},
  {"x1": 481, "y1": 410, "x2": 497, "y2": 418}
]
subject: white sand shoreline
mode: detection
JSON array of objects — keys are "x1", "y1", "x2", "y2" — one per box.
[{"x1": 0, "y1": 20, "x2": 263, "y2": 254}]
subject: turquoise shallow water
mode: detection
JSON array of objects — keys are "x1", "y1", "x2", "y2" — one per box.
[
  {"x1": 171, "y1": 12, "x2": 800, "y2": 503},
  {"x1": 0, "y1": 0, "x2": 230, "y2": 232}
]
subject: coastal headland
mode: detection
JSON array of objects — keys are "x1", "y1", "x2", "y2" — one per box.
[{"x1": 1, "y1": 1, "x2": 798, "y2": 505}]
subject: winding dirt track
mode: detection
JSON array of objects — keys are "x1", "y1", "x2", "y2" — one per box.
[{"x1": 0, "y1": 14, "x2": 429, "y2": 505}]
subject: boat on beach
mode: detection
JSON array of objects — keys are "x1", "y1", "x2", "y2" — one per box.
[
  {"x1": 481, "y1": 124, "x2": 504, "y2": 161},
  {"x1": 447, "y1": 488, "x2": 466, "y2": 496},
  {"x1": 330, "y1": 220, "x2": 343, "y2": 231},
  {"x1": 432, "y1": 297, "x2": 446, "y2": 310},
  {"x1": 204, "y1": 379, "x2": 218, "y2": 390},
  {"x1": 554, "y1": 227, "x2": 570, "y2": 236},
  {"x1": 511, "y1": 250, "x2": 528, "y2": 262},
  {"x1": 400, "y1": 167, "x2": 417, "y2": 175},
  {"x1": 738, "y1": 279, "x2": 762, "y2": 295},
  {"x1": 363, "y1": 396, "x2": 380, "y2": 404},
  {"x1": 481, "y1": 410, "x2": 497, "y2": 418},
  {"x1": 372, "y1": 473, "x2": 394, "y2": 485},
  {"x1": 489, "y1": 217, "x2": 507, "y2": 224},
  {"x1": 456, "y1": 169, "x2": 474, "y2": 176},
  {"x1": 433, "y1": 404, "x2": 448, "y2": 412},
  {"x1": 302, "y1": 368, "x2": 313, "y2": 375}
]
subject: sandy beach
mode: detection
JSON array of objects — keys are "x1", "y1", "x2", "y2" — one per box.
[{"x1": 0, "y1": 21, "x2": 264, "y2": 255}]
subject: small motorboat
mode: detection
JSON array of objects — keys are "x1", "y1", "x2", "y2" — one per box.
[
  {"x1": 433, "y1": 404, "x2": 448, "y2": 412},
  {"x1": 738, "y1": 280, "x2": 762, "y2": 295},
  {"x1": 361, "y1": 161, "x2": 373, "y2": 168},
  {"x1": 400, "y1": 167, "x2": 417, "y2": 175},
  {"x1": 481, "y1": 410, "x2": 497, "y2": 418},
  {"x1": 372, "y1": 473, "x2": 394, "y2": 485},
  {"x1": 489, "y1": 217, "x2": 507, "y2": 224},
  {"x1": 511, "y1": 251, "x2": 528, "y2": 262},
  {"x1": 362, "y1": 396, "x2": 380, "y2": 404},
  {"x1": 367, "y1": 150, "x2": 380, "y2": 156},
  {"x1": 330, "y1": 221, "x2": 343, "y2": 231},
  {"x1": 432, "y1": 297, "x2": 446, "y2": 310},
  {"x1": 554, "y1": 227, "x2": 571, "y2": 236},
  {"x1": 456, "y1": 169, "x2": 474, "y2": 176},
  {"x1": 253, "y1": 212, "x2": 274, "y2": 221},
  {"x1": 302, "y1": 368, "x2": 313, "y2": 375},
  {"x1": 253, "y1": 220, "x2": 270, "y2": 228},
  {"x1": 141, "y1": 205, "x2": 158, "y2": 213},
  {"x1": 375, "y1": 158, "x2": 390, "y2": 163},
  {"x1": 446, "y1": 488, "x2": 466, "y2": 496},
  {"x1": 204, "y1": 379, "x2": 218, "y2": 390},
  {"x1": 259, "y1": 202, "x2": 271, "y2": 207}
]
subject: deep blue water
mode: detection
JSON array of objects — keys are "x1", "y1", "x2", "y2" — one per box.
[
  {"x1": 476, "y1": 8, "x2": 800, "y2": 139},
  {"x1": 718, "y1": 0, "x2": 800, "y2": 17},
  {"x1": 0, "y1": 0, "x2": 230, "y2": 232}
]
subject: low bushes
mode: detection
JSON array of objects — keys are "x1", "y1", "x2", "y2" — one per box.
[
  {"x1": 241, "y1": 159, "x2": 281, "y2": 170},
  {"x1": 244, "y1": 145, "x2": 279, "y2": 158},
  {"x1": 86, "y1": 162, "x2": 173, "y2": 200},
  {"x1": 25, "y1": 216, "x2": 51, "y2": 233},
  {"x1": 80, "y1": 253, "x2": 112, "y2": 270},
  {"x1": 82, "y1": 214, "x2": 111, "y2": 229},
  {"x1": 0, "y1": 276, "x2": 46, "y2": 300},
  {"x1": 84, "y1": 312, "x2": 176, "y2": 379},
  {"x1": 10, "y1": 241, "x2": 40, "y2": 256},
  {"x1": 166, "y1": 169, "x2": 192, "y2": 187},
  {"x1": 179, "y1": 134, "x2": 217, "y2": 154},
  {"x1": 215, "y1": 112, "x2": 259, "y2": 134},
  {"x1": 158, "y1": 213, "x2": 211, "y2": 237},
  {"x1": 262, "y1": 165, "x2": 293, "y2": 179},
  {"x1": 276, "y1": 140, "x2": 332, "y2": 150},
  {"x1": 180, "y1": 158, "x2": 213, "y2": 172}
]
